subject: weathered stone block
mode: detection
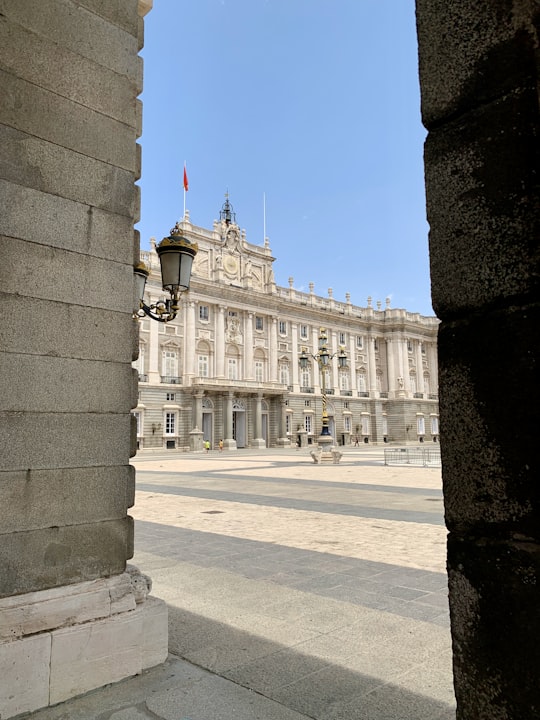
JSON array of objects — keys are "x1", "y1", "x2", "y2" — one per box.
[
  {"x1": 448, "y1": 536, "x2": 540, "y2": 719},
  {"x1": 0, "y1": 179, "x2": 135, "y2": 263},
  {"x1": 0, "y1": 573, "x2": 137, "y2": 641},
  {"x1": 0, "y1": 465, "x2": 135, "y2": 534},
  {"x1": 0, "y1": 519, "x2": 132, "y2": 598},
  {"x1": 0, "y1": 412, "x2": 132, "y2": 471},
  {"x1": 0, "y1": 236, "x2": 134, "y2": 313},
  {"x1": 1, "y1": 0, "x2": 140, "y2": 81},
  {"x1": 425, "y1": 88, "x2": 539, "y2": 317},
  {"x1": 0, "y1": 19, "x2": 138, "y2": 127},
  {"x1": 0, "y1": 127, "x2": 137, "y2": 216},
  {"x1": 439, "y1": 305, "x2": 539, "y2": 535},
  {"x1": 49, "y1": 597, "x2": 166, "y2": 705},
  {"x1": 0, "y1": 70, "x2": 137, "y2": 171},
  {"x1": 0, "y1": 354, "x2": 135, "y2": 413},
  {"x1": 141, "y1": 596, "x2": 169, "y2": 669},
  {"x1": 416, "y1": 0, "x2": 539, "y2": 127},
  {"x1": 0, "y1": 294, "x2": 136, "y2": 363},
  {"x1": 70, "y1": 0, "x2": 140, "y2": 36},
  {"x1": 0, "y1": 633, "x2": 51, "y2": 718}
]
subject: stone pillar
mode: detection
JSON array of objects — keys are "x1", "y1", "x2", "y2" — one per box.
[
  {"x1": 0, "y1": 2, "x2": 167, "y2": 717},
  {"x1": 386, "y1": 336, "x2": 397, "y2": 398},
  {"x1": 223, "y1": 392, "x2": 237, "y2": 450},
  {"x1": 367, "y1": 334, "x2": 377, "y2": 396},
  {"x1": 276, "y1": 396, "x2": 291, "y2": 447},
  {"x1": 216, "y1": 305, "x2": 225, "y2": 378},
  {"x1": 148, "y1": 300, "x2": 160, "y2": 383},
  {"x1": 415, "y1": 341, "x2": 425, "y2": 396},
  {"x1": 291, "y1": 323, "x2": 299, "y2": 389},
  {"x1": 184, "y1": 299, "x2": 196, "y2": 380},
  {"x1": 417, "y1": 2, "x2": 539, "y2": 717},
  {"x1": 269, "y1": 316, "x2": 278, "y2": 382},
  {"x1": 244, "y1": 311, "x2": 254, "y2": 380},
  {"x1": 251, "y1": 392, "x2": 266, "y2": 448}
]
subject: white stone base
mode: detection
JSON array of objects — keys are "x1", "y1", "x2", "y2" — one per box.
[
  {"x1": 250, "y1": 438, "x2": 267, "y2": 449},
  {"x1": 0, "y1": 570, "x2": 168, "y2": 718}
]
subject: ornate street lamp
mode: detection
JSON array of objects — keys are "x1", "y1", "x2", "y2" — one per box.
[
  {"x1": 299, "y1": 328, "x2": 347, "y2": 440},
  {"x1": 134, "y1": 222, "x2": 198, "y2": 323}
]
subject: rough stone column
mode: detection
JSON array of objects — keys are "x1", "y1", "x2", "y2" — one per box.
[
  {"x1": 416, "y1": 2, "x2": 540, "y2": 717},
  {"x1": 0, "y1": 2, "x2": 166, "y2": 716}
]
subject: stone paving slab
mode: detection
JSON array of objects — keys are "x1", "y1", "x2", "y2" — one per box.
[{"x1": 18, "y1": 448, "x2": 456, "y2": 720}]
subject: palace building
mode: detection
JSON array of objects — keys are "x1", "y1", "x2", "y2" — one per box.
[{"x1": 134, "y1": 197, "x2": 439, "y2": 451}]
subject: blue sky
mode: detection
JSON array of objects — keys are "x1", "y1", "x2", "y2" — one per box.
[{"x1": 137, "y1": 0, "x2": 432, "y2": 315}]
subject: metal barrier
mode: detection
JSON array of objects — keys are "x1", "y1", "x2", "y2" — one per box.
[{"x1": 384, "y1": 447, "x2": 441, "y2": 467}]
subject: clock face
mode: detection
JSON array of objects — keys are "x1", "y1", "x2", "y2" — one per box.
[{"x1": 224, "y1": 255, "x2": 238, "y2": 275}]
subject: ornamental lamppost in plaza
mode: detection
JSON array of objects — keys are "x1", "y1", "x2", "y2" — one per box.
[{"x1": 299, "y1": 328, "x2": 347, "y2": 462}]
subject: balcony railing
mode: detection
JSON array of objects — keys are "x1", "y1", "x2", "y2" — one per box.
[
  {"x1": 340, "y1": 390, "x2": 353, "y2": 396},
  {"x1": 160, "y1": 376, "x2": 182, "y2": 384},
  {"x1": 379, "y1": 391, "x2": 388, "y2": 398},
  {"x1": 326, "y1": 388, "x2": 335, "y2": 395},
  {"x1": 357, "y1": 391, "x2": 369, "y2": 397},
  {"x1": 428, "y1": 394, "x2": 439, "y2": 400},
  {"x1": 301, "y1": 386, "x2": 314, "y2": 393},
  {"x1": 413, "y1": 392, "x2": 424, "y2": 398},
  {"x1": 138, "y1": 373, "x2": 148, "y2": 382}
]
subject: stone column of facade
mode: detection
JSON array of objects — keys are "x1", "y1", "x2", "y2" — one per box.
[
  {"x1": 184, "y1": 299, "x2": 196, "y2": 380},
  {"x1": 348, "y1": 335, "x2": 357, "y2": 392},
  {"x1": 215, "y1": 305, "x2": 226, "y2": 378},
  {"x1": 428, "y1": 341, "x2": 438, "y2": 396},
  {"x1": 244, "y1": 311, "x2": 254, "y2": 380},
  {"x1": 223, "y1": 391, "x2": 237, "y2": 450},
  {"x1": 312, "y1": 326, "x2": 321, "y2": 392},
  {"x1": 251, "y1": 392, "x2": 266, "y2": 448},
  {"x1": 330, "y1": 331, "x2": 339, "y2": 391},
  {"x1": 189, "y1": 390, "x2": 204, "y2": 451},
  {"x1": 291, "y1": 323, "x2": 299, "y2": 390},
  {"x1": 400, "y1": 336, "x2": 412, "y2": 395},
  {"x1": 276, "y1": 397, "x2": 291, "y2": 447},
  {"x1": 148, "y1": 301, "x2": 160, "y2": 383},
  {"x1": 367, "y1": 334, "x2": 378, "y2": 396},
  {"x1": 417, "y1": 3, "x2": 539, "y2": 717},
  {"x1": 269, "y1": 316, "x2": 278, "y2": 382},
  {"x1": 415, "y1": 340, "x2": 425, "y2": 396},
  {"x1": 385, "y1": 336, "x2": 397, "y2": 398},
  {"x1": 0, "y1": 3, "x2": 167, "y2": 718}
]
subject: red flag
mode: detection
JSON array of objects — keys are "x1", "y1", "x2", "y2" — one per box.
[{"x1": 183, "y1": 165, "x2": 189, "y2": 192}]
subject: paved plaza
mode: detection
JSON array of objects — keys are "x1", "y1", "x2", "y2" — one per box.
[{"x1": 26, "y1": 447, "x2": 456, "y2": 720}]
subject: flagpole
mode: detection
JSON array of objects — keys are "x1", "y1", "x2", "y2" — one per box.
[
  {"x1": 263, "y1": 192, "x2": 266, "y2": 243},
  {"x1": 183, "y1": 161, "x2": 187, "y2": 218}
]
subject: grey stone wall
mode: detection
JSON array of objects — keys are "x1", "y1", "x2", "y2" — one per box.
[
  {"x1": 416, "y1": 1, "x2": 540, "y2": 717},
  {"x1": 0, "y1": 0, "x2": 142, "y2": 597}
]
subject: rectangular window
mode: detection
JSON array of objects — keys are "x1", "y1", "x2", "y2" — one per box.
[
  {"x1": 339, "y1": 332, "x2": 346, "y2": 345},
  {"x1": 410, "y1": 375, "x2": 417, "y2": 394},
  {"x1": 199, "y1": 305, "x2": 209, "y2": 321},
  {"x1": 304, "y1": 399, "x2": 311, "y2": 407},
  {"x1": 407, "y1": 339, "x2": 413, "y2": 353},
  {"x1": 357, "y1": 373, "x2": 366, "y2": 392},
  {"x1": 343, "y1": 401, "x2": 349, "y2": 409},
  {"x1": 417, "y1": 416, "x2": 425, "y2": 435},
  {"x1": 228, "y1": 358, "x2": 237, "y2": 380},
  {"x1": 286, "y1": 414, "x2": 291, "y2": 434},
  {"x1": 255, "y1": 316, "x2": 263, "y2": 331},
  {"x1": 279, "y1": 364, "x2": 289, "y2": 385},
  {"x1": 165, "y1": 412, "x2": 176, "y2": 435},
  {"x1": 300, "y1": 325, "x2": 308, "y2": 339},
  {"x1": 166, "y1": 392, "x2": 175, "y2": 401},
  {"x1": 374, "y1": 339, "x2": 379, "y2": 351},
  {"x1": 356, "y1": 336, "x2": 363, "y2": 349},
  {"x1": 431, "y1": 416, "x2": 439, "y2": 435},
  {"x1": 339, "y1": 372, "x2": 349, "y2": 390},
  {"x1": 279, "y1": 320, "x2": 287, "y2": 335},
  {"x1": 301, "y1": 369, "x2": 311, "y2": 388},
  {"x1": 255, "y1": 361, "x2": 264, "y2": 382},
  {"x1": 344, "y1": 415, "x2": 351, "y2": 433},
  {"x1": 382, "y1": 415, "x2": 388, "y2": 436},
  {"x1": 163, "y1": 350, "x2": 177, "y2": 377},
  {"x1": 421, "y1": 342, "x2": 426, "y2": 354},
  {"x1": 305, "y1": 415, "x2": 312, "y2": 433},
  {"x1": 198, "y1": 355, "x2": 209, "y2": 377}
]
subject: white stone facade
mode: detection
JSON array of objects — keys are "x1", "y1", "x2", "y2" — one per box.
[{"x1": 135, "y1": 204, "x2": 439, "y2": 450}]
